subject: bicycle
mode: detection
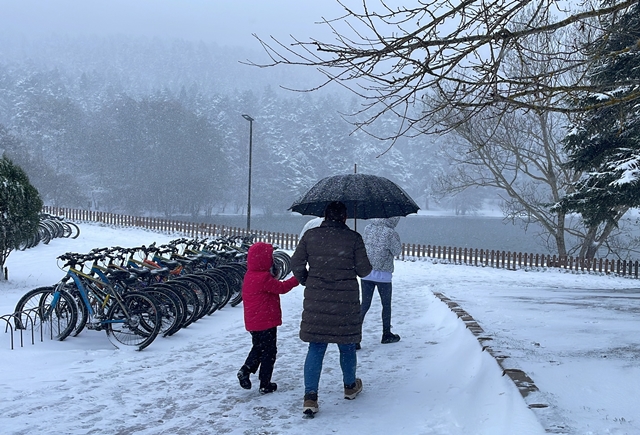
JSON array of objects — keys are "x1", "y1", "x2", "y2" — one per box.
[{"x1": 14, "y1": 252, "x2": 161, "y2": 350}]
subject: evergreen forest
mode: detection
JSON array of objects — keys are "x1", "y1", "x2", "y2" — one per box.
[{"x1": 0, "y1": 35, "x2": 445, "y2": 219}]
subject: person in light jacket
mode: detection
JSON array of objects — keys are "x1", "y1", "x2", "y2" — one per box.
[
  {"x1": 237, "y1": 242, "x2": 299, "y2": 394},
  {"x1": 291, "y1": 201, "x2": 373, "y2": 416},
  {"x1": 299, "y1": 217, "x2": 323, "y2": 239},
  {"x1": 359, "y1": 217, "x2": 402, "y2": 348}
]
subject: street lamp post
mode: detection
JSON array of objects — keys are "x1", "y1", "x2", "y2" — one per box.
[{"x1": 242, "y1": 114, "x2": 254, "y2": 232}]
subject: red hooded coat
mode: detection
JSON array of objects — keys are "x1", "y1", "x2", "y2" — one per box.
[{"x1": 242, "y1": 242, "x2": 299, "y2": 332}]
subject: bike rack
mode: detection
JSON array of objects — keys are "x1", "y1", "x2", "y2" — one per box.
[
  {"x1": 1, "y1": 314, "x2": 15, "y2": 349},
  {"x1": 2, "y1": 310, "x2": 39, "y2": 350}
]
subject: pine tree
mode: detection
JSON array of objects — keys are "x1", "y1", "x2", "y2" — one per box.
[
  {"x1": 0, "y1": 155, "x2": 43, "y2": 271},
  {"x1": 560, "y1": 3, "x2": 640, "y2": 226}
]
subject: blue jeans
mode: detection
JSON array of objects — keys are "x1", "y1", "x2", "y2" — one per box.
[
  {"x1": 304, "y1": 342, "x2": 357, "y2": 394},
  {"x1": 360, "y1": 280, "x2": 393, "y2": 334}
]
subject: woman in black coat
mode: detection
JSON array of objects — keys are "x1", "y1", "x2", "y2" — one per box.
[{"x1": 291, "y1": 201, "x2": 372, "y2": 416}]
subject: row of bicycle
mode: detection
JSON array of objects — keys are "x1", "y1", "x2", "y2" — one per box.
[
  {"x1": 11, "y1": 235, "x2": 292, "y2": 350},
  {"x1": 19, "y1": 213, "x2": 80, "y2": 250}
]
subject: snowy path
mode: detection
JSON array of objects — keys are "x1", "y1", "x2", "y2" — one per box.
[
  {"x1": 417, "y1": 261, "x2": 640, "y2": 435},
  {"x1": 0, "y1": 224, "x2": 544, "y2": 434},
  {"x1": 9, "y1": 222, "x2": 640, "y2": 434},
  {"x1": 0, "y1": 280, "x2": 542, "y2": 435}
]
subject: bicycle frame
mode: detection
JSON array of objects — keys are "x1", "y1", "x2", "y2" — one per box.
[{"x1": 57, "y1": 266, "x2": 130, "y2": 328}]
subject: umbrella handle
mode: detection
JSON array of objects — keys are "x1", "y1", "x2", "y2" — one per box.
[{"x1": 354, "y1": 203, "x2": 357, "y2": 232}]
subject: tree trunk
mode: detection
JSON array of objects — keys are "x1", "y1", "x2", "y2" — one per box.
[{"x1": 554, "y1": 212, "x2": 568, "y2": 258}]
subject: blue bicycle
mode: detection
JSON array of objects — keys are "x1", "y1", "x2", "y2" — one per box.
[{"x1": 14, "y1": 252, "x2": 161, "y2": 350}]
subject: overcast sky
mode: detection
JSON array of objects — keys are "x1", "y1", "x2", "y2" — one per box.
[{"x1": 0, "y1": 0, "x2": 361, "y2": 48}]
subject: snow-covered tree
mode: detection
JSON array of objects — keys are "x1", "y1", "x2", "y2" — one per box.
[
  {"x1": 559, "y1": 2, "x2": 640, "y2": 228},
  {"x1": 0, "y1": 155, "x2": 43, "y2": 271}
]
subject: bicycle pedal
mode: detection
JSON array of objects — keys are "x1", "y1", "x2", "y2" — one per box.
[{"x1": 87, "y1": 322, "x2": 103, "y2": 330}]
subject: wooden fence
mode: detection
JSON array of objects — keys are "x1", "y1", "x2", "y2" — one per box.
[
  {"x1": 43, "y1": 206, "x2": 640, "y2": 278},
  {"x1": 43, "y1": 206, "x2": 300, "y2": 250},
  {"x1": 400, "y1": 244, "x2": 639, "y2": 278}
]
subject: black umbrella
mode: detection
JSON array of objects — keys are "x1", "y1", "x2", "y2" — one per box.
[{"x1": 289, "y1": 173, "x2": 420, "y2": 220}]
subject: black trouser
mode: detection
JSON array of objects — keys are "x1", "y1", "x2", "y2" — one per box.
[{"x1": 244, "y1": 327, "x2": 277, "y2": 387}]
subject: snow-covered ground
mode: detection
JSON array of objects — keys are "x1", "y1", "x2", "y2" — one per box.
[{"x1": 0, "y1": 222, "x2": 638, "y2": 435}]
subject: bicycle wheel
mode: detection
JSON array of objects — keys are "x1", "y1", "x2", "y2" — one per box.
[
  {"x1": 203, "y1": 269, "x2": 233, "y2": 310},
  {"x1": 193, "y1": 272, "x2": 221, "y2": 315},
  {"x1": 18, "y1": 231, "x2": 39, "y2": 250},
  {"x1": 176, "y1": 275, "x2": 210, "y2": 320},
  {"x1": 166, "y1": 280, "x2": 200, "y2": 327},
  {"x1": 65, "y1": 284, "x2": 90, "y2": 337},
  {"x1": 142, "y1": 285, "x2": 182, "y2": 337},
  {"x1": 105, "y1": 291, "x2": 160, "y2": 351},
  {"x1": 153, "y1": 283, "x2": 187, "y2": 336},
  {"x1": 45, "y1": 219, "x2": 65, "y2": 239},
  {"x1": 273, "y1": 251, "x2": 292, "y2": 279},
  {"x1": 37, "y1": 222, "x2": 52, "y2": 244},
  {"x1": 13, "y1": 286, "x2": 78, "y2": 341},
  {"x1": 60, "y1": 220, "x2": 80, "y2": 239},
  {"x1": 217, "y1": 265, "x2": 245, "y2": 307}
]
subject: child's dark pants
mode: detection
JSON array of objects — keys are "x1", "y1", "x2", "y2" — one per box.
[{"x1": 244, "y1": 327, "x2": 277, "y2": 388}]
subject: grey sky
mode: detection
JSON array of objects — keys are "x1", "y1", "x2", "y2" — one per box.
[{"x1": 0, "y1": 0, "x2": 353, "y2": 48}]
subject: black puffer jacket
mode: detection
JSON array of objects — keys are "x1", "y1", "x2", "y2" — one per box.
[{"x1": 291, "y1": 220, "x2": 373, "y2": 344}]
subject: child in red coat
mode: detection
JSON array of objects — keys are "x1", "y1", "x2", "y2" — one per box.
[{"x1": 237, "y1": 242, "x2": 299, "y2": 394}]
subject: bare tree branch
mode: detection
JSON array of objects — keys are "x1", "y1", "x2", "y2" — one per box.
[
  {"x1": 430, "y1": 19, "x2": 638, "y2": 258},
  {"x1": 244, "y1": 0, "x2": 639, "y2": 137}
]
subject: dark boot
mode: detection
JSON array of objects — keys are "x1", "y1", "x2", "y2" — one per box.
[
  {"x1": 237, "y1": 365, "x2": 252, "y2": 389},
  {"x1": 381, "y1": 332, "x2": 400, "y2": 344},
  {"x1": 259, "y1": 382, "x2": 278, "y2": 394}
]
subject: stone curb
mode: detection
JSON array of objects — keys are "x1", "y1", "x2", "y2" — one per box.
[{"x1": 432, "y1": 292, "x2": 547, "y2": 408}]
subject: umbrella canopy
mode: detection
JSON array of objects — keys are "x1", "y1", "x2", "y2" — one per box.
[{"x1": 289, "y1": 173, "x2": 420, "y2": 219}]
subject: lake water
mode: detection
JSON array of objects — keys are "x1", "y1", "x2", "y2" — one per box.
[{"x1": 203, "y1": 213, "x2": 549, "y2": 255}]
